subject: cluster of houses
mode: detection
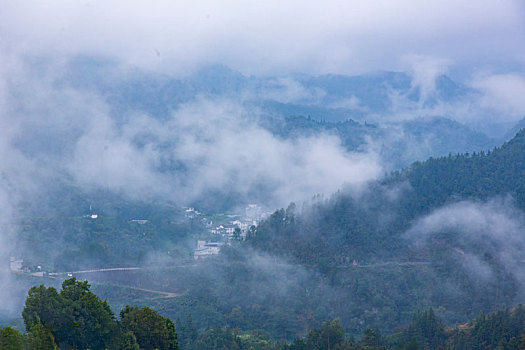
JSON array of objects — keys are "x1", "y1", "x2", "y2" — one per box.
[
  {"x1": 9, "y1": 257, "x2": 44, "y2": 276},
  {"x1": 193, "y1": 240, "x2": 224, "y2": 260},
  {"x1": 193, "y1": 204, "x2": 268, "y2": 260},
  {"x1": 184, "y1": 207, "x2": 202, "y2": 219},
  {"x1": 208, "y1": 203, "x2": 266, "y2": 241},
  {"x1": 209, "y1": 219, "x2": 256, "y2": 240}
]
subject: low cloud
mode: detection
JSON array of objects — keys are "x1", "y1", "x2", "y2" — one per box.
[
  {"x1": 406, "y1": 198, "x2": 525, "y2": 292},
  {"x1": 403, "y1": 54, "x2": 452, "y2": 101},
  {"x1": 0, "y1": 59, "x2": 383, "y2": 315},
  {"x1": 68, "y1": 98, "x2": 382, "y2": 207},
  {"x1": 1, "y1": 1, "x2": 524, "y2": 76},
  {"x1": 254, "y1": 78, "x2": 326, "y2": 105},
  {"x1": 470, "y1": 73, "x2": 525, "y2": 118},
  {"x1": 0, "y1": 58, "x2": 382, "y2": 212},
  {"x1": 363, "y1": 67, "x2": 525, "y2": 138}
]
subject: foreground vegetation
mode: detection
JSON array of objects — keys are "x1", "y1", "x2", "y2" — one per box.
[
  {"x1": 1, "y1": 278, "x2": 178, "y2": 350},
  {"x1": 107, "y1": 130, "x2": 525, "y2": 338},
  {"x1": 5, "y1": 130, "x2": 524, "y2": 342},
  {"x1": 3, "y1": 279, "x2": 525, "y2": 349}
]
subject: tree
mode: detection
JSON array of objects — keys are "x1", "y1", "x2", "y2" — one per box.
[
  {"x1": 27, "y1": 322, "x2": 58, "y2": 350},
  {"x1": 248, "y1": 225, "x2": 257, "y2": 239},
  {"x1": 0, "y1": 326, "x2": 25, "y2": 350},
  {"x1": 108, "y1": 329, "x2": 140, "y2": 350},
  {"x1": 58, "y1": 278, "x2": 116, "y2": 349},
  {"x1": 180, "y1": 314, "x2": 198, "y2": 349},
  {"x1": 360, "y1": 328, "x2": 384, "y2": 349},
  {"x1": 233, "y1": 227, "x2": 242, "y2": 241},
  {"x1": 23, "y1": 278, "x2": 116, "y2": 349},
  {"x1": 192, "y1": 327, "x2": 243, "y2": 350},
  {"x1": 403, "y1": 308, "x2": 445, "y2": 350},
  {"x1": 22, "y1": 284, "x2": 71, "y2": 345},
  {"x1": 120, "y1": 305, "x2": 179, "y2": 350},
  {"x1": 305, "y1": 319, "x2": 345, "y2": 350},
  {"x1": 22, "y1": 279, "x2": 179, "y2": 349}
]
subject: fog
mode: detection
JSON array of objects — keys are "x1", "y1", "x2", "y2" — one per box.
[
  {"x1": 0, "y1": 57, "x2": 383, "y2": 317},
  {"x1": 2, "y1": 1, "x2": 524, "y2": 76},
  {"x1": 1, "y1": 0, "x2": 525, "y2": 332},
  {"x1": 0, "y1": 58, "x2": 383, "y2": 207},
  {"x1": 406, "y1": 197, "x2": 525, "y2": 300}
]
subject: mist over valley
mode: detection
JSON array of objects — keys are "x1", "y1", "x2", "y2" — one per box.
[{"x1": 1, "y1": 2, "x2": 525, "y2": 349}]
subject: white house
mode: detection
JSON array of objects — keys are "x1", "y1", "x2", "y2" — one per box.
[
  {"x1": 9, "y1": 257, "x2": 23, "y2": 272},
  {"x1": 194, "y1": 241, "x2": 223, "y2": 260}
]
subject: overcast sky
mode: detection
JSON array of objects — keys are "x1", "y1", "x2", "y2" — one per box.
[
  {"x1": 0, "y1": 0, "x2": 524, "y2": 215},
  {"x1": 2, "y1": 0, "x2": 524, "y2": 76}
]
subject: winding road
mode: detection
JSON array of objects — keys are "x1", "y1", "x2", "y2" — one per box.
[{"x1": 46, "y1": 267, "x2": 184, "y2": 298}]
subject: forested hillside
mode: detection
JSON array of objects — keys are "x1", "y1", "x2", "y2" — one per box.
[
  {"x1": 13, "y1": 198, "x2": 202, "y2": 271},
  {"x1": 263, "y1": 115, "x2": 494, "y2": 169},
  {"x1": 5, "y1": 131, "x2": 523, "y2": 344},
  {"x1": 5, "y1": 280, "x2": 525, "y2": 350},
  {"x1": 211, "y1": 129, "x2": 525, "y2": 335},
  {"x1": 252, "y1": 129, "x2": 525, "y2": 262},
  {"x1": 91, "y1": 130, "x2": 525, "y2": 341}
]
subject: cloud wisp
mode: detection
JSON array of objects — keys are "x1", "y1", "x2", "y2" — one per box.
[
  {"x1": 67, "y1": 97, "x2": 382, "y2": 208},
  {"x1": 0, "y1": 57, "x2": 383, "y2": 211},
  {"x1": 406, "y1": 198, "x2": 525, "y2": 296},
  {"x1": 0, "y1": 58, "x2": 383, "y2": 315}
]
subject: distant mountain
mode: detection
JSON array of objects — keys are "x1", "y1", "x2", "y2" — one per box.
[
  {"x1": 294, "y1": 71, "x2": 470, "y2": 110},
  {"x1": 503, "y1": 116, "x2": 525, "y2": 142},
  {"x1": 61, "y1": 58, "x2": 502, "y2": 157},
  {"x1": 63, "y1": 58, "x2": 485, "y2": 121},
  {"x1": 262, "y1": 115, "x2": 495, "y2": 169}
]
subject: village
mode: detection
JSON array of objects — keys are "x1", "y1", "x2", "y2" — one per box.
[
  {"x1": 6, "y1": 204, "x2": 269, "y2": 274},
  {"x1": 192, "y1": 204, "x2": 268, "y2": 260}
]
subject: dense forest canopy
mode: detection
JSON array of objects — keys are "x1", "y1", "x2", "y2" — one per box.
[
  {"x1": 4, "y1": 281, "x2": 525, "y2": 349},
  {"x1": 16, "y1": 278, "x2": 179, "y2": 350},
  {"x1": 3, "y1": 130, "x2": 524, "y2": 345},
  {"x1": 47, "y1": 128, "x2": 521, "y2": 343},
  {"x1": 153, "y1": 129, "x2": 525, "y2": 337}
]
